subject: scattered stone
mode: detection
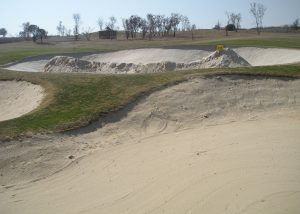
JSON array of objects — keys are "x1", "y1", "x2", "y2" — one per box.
[{"x1": 68, "y1": 155, "x2": 75, "y2": 160}]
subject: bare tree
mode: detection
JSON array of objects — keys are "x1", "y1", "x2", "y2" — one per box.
[
  {"x1": 0, "y1": 28, "x2": 7, "y2": 37},
  {"x1": 19, "y1": 31, "x2": 26, "y2": 38},
  {"x1": 155, "y1": 15, "x2": 165, "y2": 36},
  {"x1": 250, "y1": 2, "x2": 267, "y2": 34},
  {"x1": 37, "y1": 28, "x2": 47, "y2": 43},
  {"x1": 82, "y1": 27, "x2": 93, "y2": 41},
  {"x1": 181, "y1": 16, "x2": 191, "y2": 31},
  {"x1": 229, "y1": 13, "x2": 242, "y2": 32},
  {"x1": 225, "y1": 11, "x2": 230, "y2": 36},
  {"x1": 122, "y1": 19, "x2": 131, "y2": 40},
  {"x1": 236, "y1": 13, "x2": 242, "y2": 30},
  {"x1": 106, "y1": 16, "x2": 117, "y2": 30},
  {"x1": 66, "y1": 29, "x2": 72, "y2": 36},
  {"x1": 291, "y1": 18, "x2": 299, "y2": 30},
  {"x1": 140, "y1": 18, "x2": 148, "y2": 39},
  {"x1": 73, "y1": 13, "x2": 81, "y2": 40},
  {"x1": 163, "y1": 16, "x2": 172, "y2": 36},
  {"x1": 57, "y1": 21, "x2": 66, "y2": 36},
  {"x1": 22, "y1": 22, "x2": 30, "y2": 40},
  {"x1": 147, "y1": 13, "x2": 155, "y2": 40},
  {"x1": 213, "y1": 20, "x2": 221, "y2": 30},
  {"x1": 129, "y1": 15, "x2": 142, "y2": 38},
  {"x1": 28, "y1": 24, "x2": 39, "y2": 42},
  {"x1": 170, "y1": 13, "x2": 182, "y2": 37},
  {"x1": 97, "y1": 18, "x2": 104, "y2": 31}
]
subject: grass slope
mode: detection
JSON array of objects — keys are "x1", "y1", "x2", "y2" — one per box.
[{"x1": 0, "y1": 65, "x2": 300, "y2": 139}]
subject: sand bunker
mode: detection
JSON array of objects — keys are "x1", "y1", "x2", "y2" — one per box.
[
  {"x1": 234, "y1": 47, "x2": 300, "y2": 66},
  {"x1": 5, "y1": 47, "x2": 300, "y2": 73},
  {"x1": 44, "y1": 49, "x2": 250, "y2": 73},
  {"x1": 5, "y1": 60, "x2": 49, "y2": 72},
  {"x1": 1, "y1": 75, "x2": 299, "y2": 214},
  {"x1": 0, "y1": 81, "x2": 44, "y2": 122}
]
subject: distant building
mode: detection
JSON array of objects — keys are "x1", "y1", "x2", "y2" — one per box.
[{"x1": 99, "y1": 27, "x2": 117, "y2": 39}]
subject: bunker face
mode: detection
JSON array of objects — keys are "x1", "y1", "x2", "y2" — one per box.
[
  {"x1": 5, "y1": 47, "x2": 300, "y2": 73},
  {"x1": 0, "y1": 81, "x2": 44, "y2": 122}
]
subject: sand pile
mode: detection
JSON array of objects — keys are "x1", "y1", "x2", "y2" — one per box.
[
  {"x1": 44, "y1": 49, "x2": 250, "y2": 73},
  {"x1": 0, "y1": 81, "x2": 44, "y2": 122},
  {"x1": 194, "y1": 48, "x2": 251, "y2": 68},
  {"x1": 44, "y1": 56, "x2": 100, "y2": 73},
  {"x1": 44, "y1": 56, "x2": 179, "y2": 73}
]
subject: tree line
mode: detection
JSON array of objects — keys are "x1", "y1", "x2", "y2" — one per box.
[
  {"x1": 56, "y1": 13, "x2": 196, "y2": 41},
  {"x1": 122, "y1": 13, "x2": 196, "y2": 40}
]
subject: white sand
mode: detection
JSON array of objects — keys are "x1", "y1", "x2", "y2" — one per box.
[
  {"x1": 5, "y1": 60, "x2": 49, "y2": 72},
  {"x1": 0, "y1": 81, "x2": 44, "y2": 122},
  {"x1": 234, "y1": 47, "x2": 300, "y2": 66},
  {"x1": 5, "y1": 47, "x2": 300, "y2": 73},
  {"x1": 1, "y1": 76, "x2": 299, "y2": 214},
  {"x1": 82, "y1": 48, "x2": 211, "y2": 64}
]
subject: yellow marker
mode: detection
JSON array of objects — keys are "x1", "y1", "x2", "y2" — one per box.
[{"x1": 216, "y1": 44, "x2": 224, "y2": 52}]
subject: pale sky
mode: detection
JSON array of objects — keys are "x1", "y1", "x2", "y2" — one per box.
[{"x1": 0, "y1": 0, "x2": 299, "y2": 36}]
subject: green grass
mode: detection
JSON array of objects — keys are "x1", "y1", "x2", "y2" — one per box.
[{"x1": 0, "y1": 65, "x2": 300, "y2": 139}]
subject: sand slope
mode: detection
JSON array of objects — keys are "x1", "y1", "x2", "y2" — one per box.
[
  {"x1": 0, "y1": 81, "x2": 44, "y2": 122},
  {"x1": 0, "y1": 76, "x2": 299, "y2": 214}
]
